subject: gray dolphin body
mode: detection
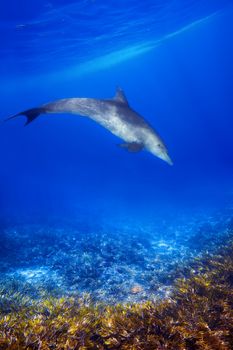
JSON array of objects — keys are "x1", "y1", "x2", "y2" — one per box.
[{"x1": 6, "y1": 88, "x2": 173, "y2": 165}]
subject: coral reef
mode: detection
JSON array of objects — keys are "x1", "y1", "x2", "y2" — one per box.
[{"x1": 0, "y1": 239, "x2": 232, "y2": 349}]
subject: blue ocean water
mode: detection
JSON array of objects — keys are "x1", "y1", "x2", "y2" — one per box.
[{"x1": 0, "y1": 0, "x2": 233, "y2": 303}]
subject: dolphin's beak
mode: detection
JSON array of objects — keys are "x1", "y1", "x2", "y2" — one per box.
[
  {"x1": 161, "y1": 153, "x2": 173, "y2": 166},
  {"x1": 166, "y1": 155, "x2": 173, "y2": 166},
  {"x1": 150, "y1": 148, "x2": 173, "y2": 165}
]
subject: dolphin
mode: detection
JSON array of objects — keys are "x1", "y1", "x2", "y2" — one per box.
[{"x1": 5, "y1": 88, "x2": 173, "y2": 165}]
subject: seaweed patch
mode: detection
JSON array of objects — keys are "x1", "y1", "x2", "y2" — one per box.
[{"x1": 0, "y1": 237, "x2": 232, "y2": 349}]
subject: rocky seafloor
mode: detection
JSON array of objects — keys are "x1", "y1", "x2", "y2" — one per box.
[{"x1": 0, "y1": 207, "x2": 232, "y2": 305}]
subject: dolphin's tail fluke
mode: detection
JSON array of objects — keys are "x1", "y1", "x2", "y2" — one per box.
[{"x1": 5, "y1": 107, "x2": 45, "y2": 126}]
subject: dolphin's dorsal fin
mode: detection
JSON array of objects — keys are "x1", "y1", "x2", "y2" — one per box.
[{"x1": 114, "y1": 87, "x2": 129, "y2": 106}]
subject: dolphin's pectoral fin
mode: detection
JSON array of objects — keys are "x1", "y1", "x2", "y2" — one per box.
[{"x1": 119, "y1": 142, "x2": 144, "y2": 153}]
